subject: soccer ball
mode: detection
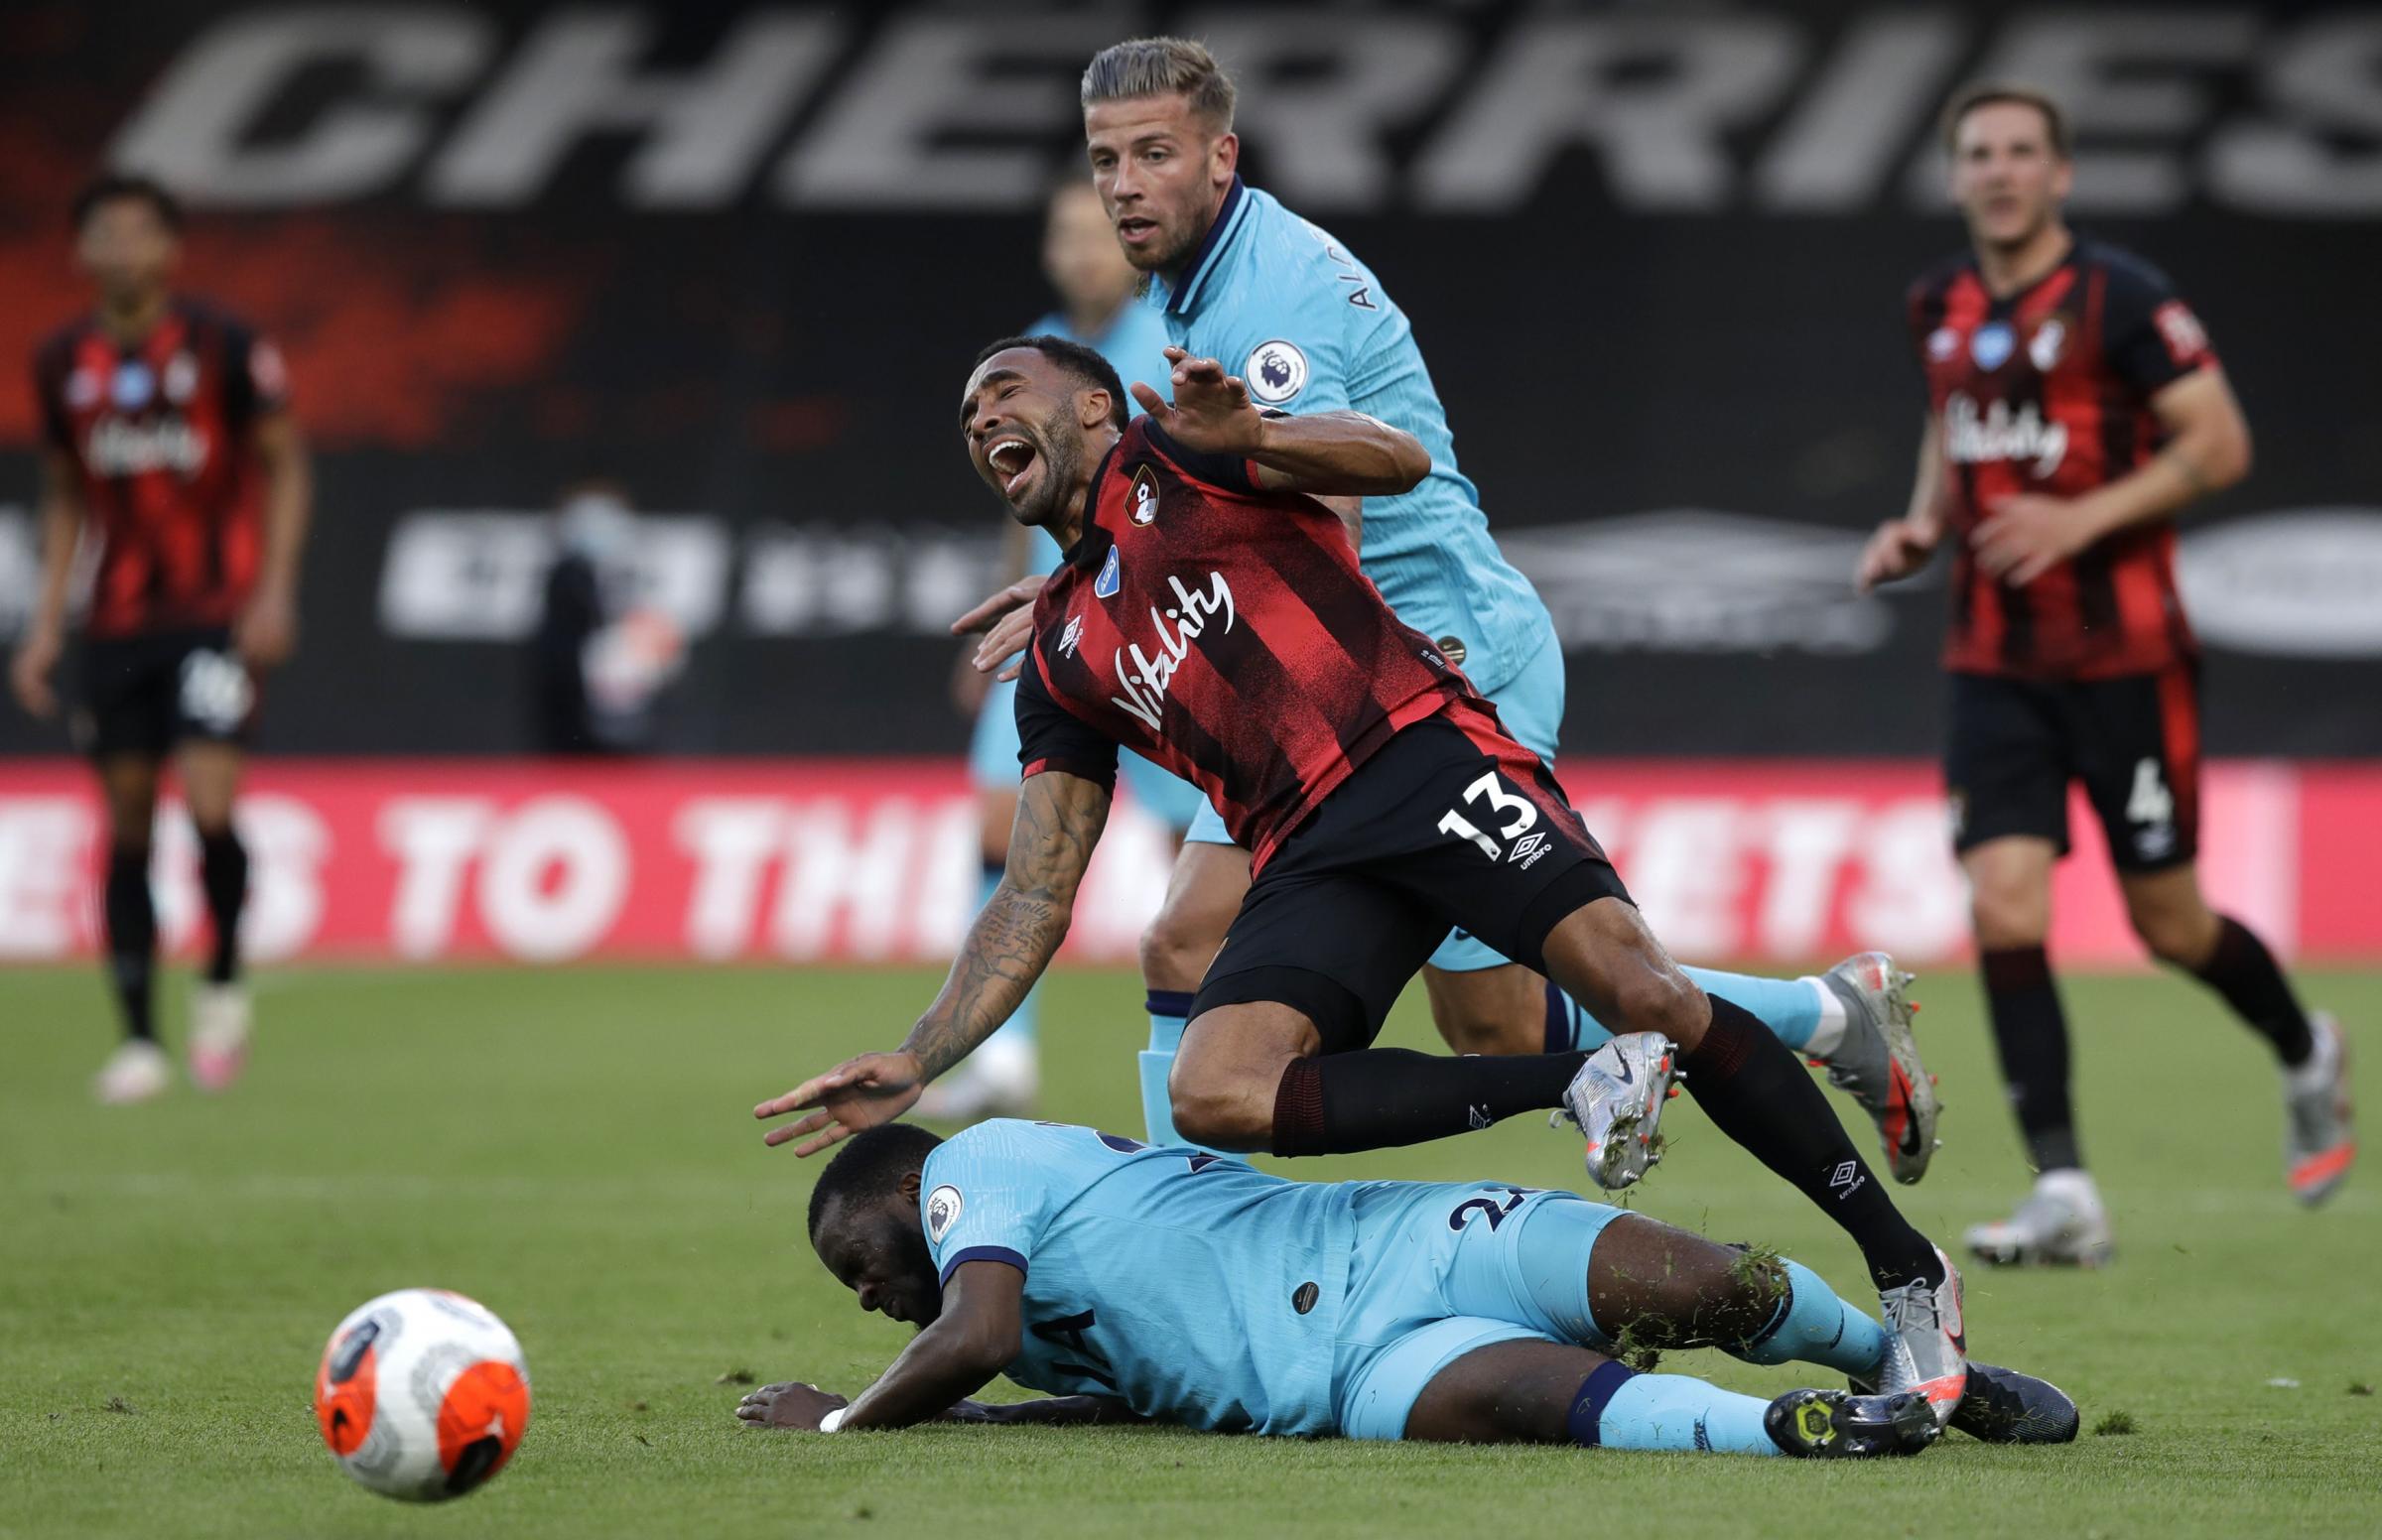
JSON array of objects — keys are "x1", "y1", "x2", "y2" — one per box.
[{"x1": 314, "y1": 1288, "x2": 532, "y2": 1501}]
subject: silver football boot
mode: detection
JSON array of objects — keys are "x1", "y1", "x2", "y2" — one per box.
[
  {"x1": 2284, "y1": 1011, "x2": 2354, "y2": 1206},
  {"x1": 1554, "y1": 1031, "x2": 1678, "y2": 1192},
  {"x1": 1963, "y1": 1170, "x2": 2114, "y2": 1268},
  {"x1": 1874, "y1": 1245, "x2": 1969, "y2": 1428},
  {"x1": 1813, "y1": 952, "x2": 1940, "y2": 1185}
]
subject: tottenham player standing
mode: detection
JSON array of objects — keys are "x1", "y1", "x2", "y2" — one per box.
[
  {"x1": 1858, "y1": 85, "x2": 2353, "y2": 1261},
  {"x1": 9, "y1": 176, "x2": 313, "y2": 1103},
  {"x1": 758, "y1": 338, "x2": 1971, "y2": 1424},
  {"x1": 924, "y1": 180, "x2": 1208, "y2": 1124},
  {"x1": 956, "y1": 38, "x2": 1937, "y2": 1179}
]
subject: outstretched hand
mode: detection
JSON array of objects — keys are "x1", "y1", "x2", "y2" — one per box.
[
  {"x1": 753, "y1": 1052, "x2": 926, "y2": 1156},
  {"x1": 1130, "y1": 346, "x2": 1263, "y2": 457},
  {"x1": 735, "y1": 1382, "x2": 847, "y2": 1431},
  {"x1": 951, "y1": 574, "x2": 1046, "y2": 682}
]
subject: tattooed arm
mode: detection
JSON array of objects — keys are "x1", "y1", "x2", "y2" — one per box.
[{"x1": 753, "y1": 770, "x2": 1112, "y2": 1155}]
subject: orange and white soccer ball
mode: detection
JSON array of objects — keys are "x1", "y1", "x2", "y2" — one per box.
[{"x1": 314, "y1": 1288, "x2": 532, "y2": 1501}]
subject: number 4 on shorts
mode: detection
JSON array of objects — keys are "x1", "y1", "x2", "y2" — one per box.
[
  {"x1": 1436, "y1": 770, "x2": 1537, "y2": 860},
  {"x1": 2126, "y1": 757, "x2": 2175, "y2": 826}
]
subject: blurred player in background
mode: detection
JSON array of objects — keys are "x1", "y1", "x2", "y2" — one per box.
[
  {"x1": 9, "y1": 174, "x2": 312, "y2": 1103},
  {"x1": 922, "y1": 180, "x2": 1207, "y2": 1122},
  {"x1": 1858, "y1": 84, "x2": 2354, "y2": 1263},
  {"x1": 959, "y1": 39, "x2": 1937, "y2": 1180},
  {"x1": 530, "y1": 478, "x2": 686, "y2": 756}
]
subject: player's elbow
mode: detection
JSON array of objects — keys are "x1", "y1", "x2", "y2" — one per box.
[
  {"x1": 1382, "y1": 432, "x2": 1430, "y2": 494},
  {"x1": 2211, "y1": 417, "x2": 2252, "y2": 489},
  {"x1": 954, "y1": 1321, "x2": 1022, "y2": 1378}
]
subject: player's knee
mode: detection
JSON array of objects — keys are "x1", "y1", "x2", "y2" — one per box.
[
  {"x1": 1425, "y1": 977, "x2": 1541, "y2": 1057},
  {"x1": 1165, "y1": 1072, "x2": 1267, "y2": 1152},
  {"x1": 1431, "y1": 1003, "x2": 1527, "y2": 1057},
  {"x1": 2128, "y1": 903, "x2": 2213, "y2": 967},
  {"x1": 1969, "y1": 881, "x2": 2048, "y2": 949},
  {"x1": 1612, "y1": 965, "x2": 1706, "y2": 1050},
  {"x1": 1138, "y1": 905, "x2": 1217, "y2": 995}
]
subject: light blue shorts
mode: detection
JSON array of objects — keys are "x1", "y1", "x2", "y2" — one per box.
[
  {"x1": 1331, "y1": 1181, "x2": 1626, "y2": 1440},
  {"x1": 1183, "y1": 633, "x2": 1568, "y2": 972},
  {"x1": 971, "y1": 681, "x2": 1205, "y2": 832}
]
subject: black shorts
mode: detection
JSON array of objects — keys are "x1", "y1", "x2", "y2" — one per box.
[
  {"x1": 1945, "y1": 663, "x2": 2200, "y2": 874},
  {"x1": 73, "y1": 627, "x2": 258, "y2": 760},
  {"x1": 1189, "y1": 704, "x2": 1631, "y2": 1055}
]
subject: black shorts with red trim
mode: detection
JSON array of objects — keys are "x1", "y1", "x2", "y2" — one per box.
[
  {"x1": 1189, "y1": 702, "x2": 1630, "y2": 1055},
  {"x1": 1944, "y1": 662, "x2": 2200, "y2": 875},
  {"x1": 72, "y1": 626, "x2": 259, "y2": 760}
]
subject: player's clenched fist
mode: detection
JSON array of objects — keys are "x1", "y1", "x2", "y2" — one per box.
[{"x1": 753, "y1": 1051, "x2": 926, "y2": 1156}]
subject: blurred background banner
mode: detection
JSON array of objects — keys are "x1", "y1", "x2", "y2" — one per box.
[
  {"x1": 2, "y1": 0, "x2": 2378, "y2": 760},
  {"x1": 5, "y1": 758, "x2": 2378, "y2": 965}
]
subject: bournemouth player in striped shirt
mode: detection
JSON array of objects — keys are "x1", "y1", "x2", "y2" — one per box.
[
  {"x1": 1857, "y1": 85, "x2": 2353, "y2": 1261},
  {"x1": 760, "y1": 336, "x2": 1973, "y2": 1427},
  {"x1": 10, "y1": 176, "x2": 313, "y2": 1103}
]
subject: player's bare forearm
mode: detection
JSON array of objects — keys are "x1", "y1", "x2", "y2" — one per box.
[
  {"x1": 251, "y1": 413, "x2": 314, "y2": 600},
  {"x1": 955, "y1": 1395, "x2": 1144, "y2": 1427},
  {"x1": 1904, "y1": 418, "x2": 1950, "y2": 537},
  {"x1": 27, "y1": 453, "x2": 84, "y2": 635},
  {"x1": 1132, "y1": 349, "x2": 1422, "y2": 497},
  {"x1": 10, "y1": 459, "x2": 83, "y2": 715},
  {"x1": 1247, "y1": 410, "x2": 1427, "y2": 498},
  {"x1": 896, "y1": 772, "x2": 1111, "y2": 1081},
  {"x1": 2070, "y1": 370, "x2": 2252, "y2": 544},
  {"x1": 841, "y1": 1262, "x2": 1023, "y2": 1430}
]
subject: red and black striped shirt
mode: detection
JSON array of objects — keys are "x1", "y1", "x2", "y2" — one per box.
[
  {"x1": 1016, "y1": 418, "x2": 1478, "y2": 871},
  {"x1": 1909, "y1": 238, "x2": 2215, "y2": 679},
  {"x1": 33, "y1": 298, "x2": 289, "y2": 639}
]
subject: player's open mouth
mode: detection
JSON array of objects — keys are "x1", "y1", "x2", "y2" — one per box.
[
  {"x1": 987, "y1": 437, "x2": 1038, "y2": 499},
  {"x1": 1117, "y1": 216, "x2": 1157, "y2": 244}
]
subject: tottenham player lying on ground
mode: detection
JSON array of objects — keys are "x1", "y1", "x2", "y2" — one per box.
[
  {"x1": 951, "y1": 38, "x2": 1937, "y2": 1182},
  {"x1": 740, "y1": 1122, "x2": 2077, "y2": 1455},
  {"x1": 755, "y1": 337, "x2": 1971, "y2": 1424}
]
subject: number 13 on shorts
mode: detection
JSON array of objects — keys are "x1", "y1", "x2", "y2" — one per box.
[{"x1": 1437, "y1": 771, "x2": 1542, "y2": 862}]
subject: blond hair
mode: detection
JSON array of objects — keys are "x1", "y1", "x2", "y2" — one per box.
[{"x1": 1081, "y1": 37, "x2": 1236, "y2": 132}]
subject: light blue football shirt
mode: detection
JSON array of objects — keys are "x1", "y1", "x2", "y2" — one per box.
[
  {"x1": 1013, "y1": 302, "x2": 1176, "y2": 572},
  {"x1": 920, "y1": 1119, "x2": 1355, "y2": 1435},
  {"x1": 1145, "y1": 178, "x2": 1553, "y2": 695}
]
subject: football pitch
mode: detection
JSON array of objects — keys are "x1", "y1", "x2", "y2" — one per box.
[{"x1": 3, "y1": 962, "x2": 2374, "y2": 1539}]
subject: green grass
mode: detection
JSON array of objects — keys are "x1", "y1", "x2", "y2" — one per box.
[{"x1": 2, "y1": 962, "x2": 2375, "y2": 1538}]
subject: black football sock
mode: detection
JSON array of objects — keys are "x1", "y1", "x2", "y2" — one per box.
[
  {"x1": 1270, "y1": 1049, "x2": 1588, "y2": 1156},
  {"x1": 1682, "y1": 998, "x2": 1940, "y2": 1293},
  {"x1": 2184, "y1": 915, "x2": 2315, "y2": 1069},
  {"x1": 103, "y1": 844, "x2": 158, "y2": 1043},
  {"x1": 1980, "y1": 946, "x2": 2083, "y2": 1174},
  {"x1": 198, "y1": 828, "x2": 249, "y2": 985}
]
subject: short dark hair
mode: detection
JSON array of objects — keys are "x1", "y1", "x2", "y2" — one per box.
[
  {"x1": 807, "y1": 1122, "x2": 943, "y2": 1238},
  {"x1": 72, "y1": 173, "x2": 185, "y2": 234},
  {"x1": 1940, "y1": 81, "x2": 2070, "y2": 161},
  {"x1": 972, "y1": 334, "x2": 1129, "y2": 429},
  {"x1": 1081, "y1": 37, "x2": 1236, "y2": 134}
]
